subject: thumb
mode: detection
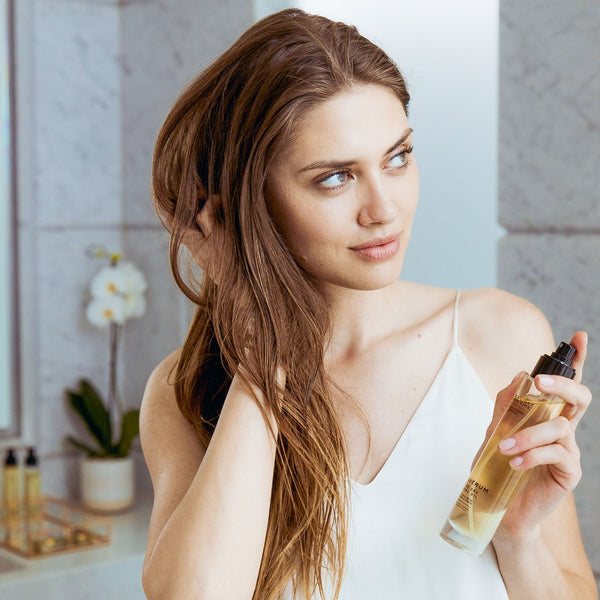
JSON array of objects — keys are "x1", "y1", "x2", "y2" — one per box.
[
  {"x1": 472, "y1": 373, "x2": 527, "y2": 468},
  {"x1": 494, "y1": 371, "x2": 528, "y2": 416}
]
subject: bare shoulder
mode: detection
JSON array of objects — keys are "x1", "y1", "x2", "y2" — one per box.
[
  {"x1": 140, "y1": 347, "x2": 182, "y2": 440},
  {"x1": 459, "y1": 287, "x2": 554, "y2": 347},
  {"x1": 140, "y1": 348, "x2": 206, "y2": 487},
  {"x1": 458, "y1": 288, "x2": 556, "y2": 396},
  {"x1": 141, "y1": 348, "x2": 180, "y2": 412},
  {"x1": 141, "y1": 349, "x2": 207, "y2": 563}
]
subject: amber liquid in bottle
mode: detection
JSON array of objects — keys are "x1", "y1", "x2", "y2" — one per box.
[
  {"x1": 440, "y1": 343, "x2": 576, "y2": 556},
  {"x1": 24, "y1": 448, "x2": 41, "y2": 519},
  {"x1": 2, "y1": 448, "x2": 20, "y2": 520}
]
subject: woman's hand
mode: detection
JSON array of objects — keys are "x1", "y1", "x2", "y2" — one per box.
[{"x1": 491, "y1": 331, "x2": 591, "y2": 543}]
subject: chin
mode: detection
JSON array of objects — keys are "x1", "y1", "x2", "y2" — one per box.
[
  {"x1": 308, "y1": 255, "x2": 406, "y2": 293},
  {"x1": 354, "y1": 277, "x2": 401, "y2": 292},
  {"x1": 358, "y1": 259, "x2": 405, "y2": 290},
  {"x1": 332, "y1": 267, "x2": 404, "y2": 292}
]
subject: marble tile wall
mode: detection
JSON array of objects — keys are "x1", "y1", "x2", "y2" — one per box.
[
  {"x1": 16, "y1": 0, "x2": 599, "y2": 588},
  {"x1": 499, "y1": 0, "x2": 600, "y2": 583},
  {"x1": 120, "y1": 0, "x2": 256, "y2": 225},
  {"x1": 17, "y1": 0, "x2": 253, "y2": 498}
]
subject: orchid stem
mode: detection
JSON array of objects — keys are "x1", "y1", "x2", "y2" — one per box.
[{"x1": 108, "y1": 321, "x2": 123, "y2": 436}]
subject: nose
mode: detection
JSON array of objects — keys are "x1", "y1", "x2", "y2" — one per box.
[{"x1": 357, "y1": 175, "x2": 398, "y2": 226}]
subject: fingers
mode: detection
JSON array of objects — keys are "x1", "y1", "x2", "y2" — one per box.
[
  {"x1": 499, "y1": 416, "x2": 573, "y2": 459},
  {"x1": 509, "y1": 443, "x2": 582, "y2": 490},
  {"x1": 567, "y1": 331, "x2": 588, "y2": 383},
  {"x1": 534, "y1": 373, "x2": 592, "y2": 426},
  {"x1": 498, "y1": 416, "x2": 582, "y2": 489}
]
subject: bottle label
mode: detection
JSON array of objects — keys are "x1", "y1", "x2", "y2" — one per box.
[
  {"x1": 455, "y1": 478, "x2": 490, "y2": 513},
  {"x1": 507, "y1": 396, "x2": 532, "y2": 418}
]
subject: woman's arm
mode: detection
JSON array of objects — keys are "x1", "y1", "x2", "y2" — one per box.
[
  {"x1": 493, "y1": 494, "x2": 596, "y2": 599},
  {"x1": 140, "y1": 350, "x2": 278, "y2": 600},
  {"x1": 461, "y1": 289, "x2": 597, "y2": 599},
  {"x1": 492, "y1": 331, "x2": 596, "y2": 598}
]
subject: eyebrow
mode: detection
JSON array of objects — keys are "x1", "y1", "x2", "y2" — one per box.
[{"x1": 298, "y1": 127, "x2": 414, "y2": 174}]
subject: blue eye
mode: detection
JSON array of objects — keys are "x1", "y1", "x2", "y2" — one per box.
[
  {"x1": 318, "y1": 171, "x2": 351, "y2": 189},
  {"x1": 386, "y1": 146, "x2": 413, "y2": 169}
]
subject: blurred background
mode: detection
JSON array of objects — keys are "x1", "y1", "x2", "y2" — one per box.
[{"x1": 1, "y1": 0, "x2": 598, "y2": 596}]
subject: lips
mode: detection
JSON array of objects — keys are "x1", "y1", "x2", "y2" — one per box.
[{"x1": 350, "y1": 234, "x2": 400, "y2": 261}]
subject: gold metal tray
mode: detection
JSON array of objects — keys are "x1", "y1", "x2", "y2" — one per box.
[{"x1": 0, "y1": 496, "x2": 112, "y2": 558}]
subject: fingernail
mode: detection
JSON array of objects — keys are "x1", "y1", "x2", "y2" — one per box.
[
  {"x1": 538, "y1": 375, "x2": 555, "y2": 386},
  {"x1": 509, "y1": 456, "x2": 524, "y2": 468},
  {"x1": 511, "y1": 372, "x2": 521, "y2": 383},
  {"x1": 499, "y1": 438, "x2": 516, "y2": 451}
]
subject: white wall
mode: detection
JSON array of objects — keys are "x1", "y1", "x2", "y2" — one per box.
[{"x1": 260, "y1": 0, "x2": 503, "y2": 290}]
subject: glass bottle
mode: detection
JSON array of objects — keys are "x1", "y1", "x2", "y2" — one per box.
[{"x1": 440, "y1": 342, "x2": 576, "y2": 556}]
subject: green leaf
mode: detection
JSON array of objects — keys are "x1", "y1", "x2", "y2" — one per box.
[
  {"x1": 115, "y1": 409, "x2": 140, "y2": 457},
  {"x1": 65, "y1": 436, "x2": 104, "y2": 458},
  {"x1": 66, "y1": 379, "x2": 112, "y2": 452},
  {"x1": 80, "y1": 379, "x2": 113, "y2": 445}
]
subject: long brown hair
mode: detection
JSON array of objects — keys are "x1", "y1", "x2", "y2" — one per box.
[{"x1": 152, "y1": 9, "x2": 410, "y2": 599}]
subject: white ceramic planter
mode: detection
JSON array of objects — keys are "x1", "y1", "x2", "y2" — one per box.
[{"x1": 80, "y1": 456, "x2": 135, "y2": 512}]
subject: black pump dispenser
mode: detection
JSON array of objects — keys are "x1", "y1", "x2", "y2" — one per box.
[
  {"x1": 4, "y1": 448, "x2": 17, "y2": 466},
  {"x1": 531, "y1": 342, "x2": 576, "y2": 380},
  {"x1": 26, "y1": 447, "x2": 38, "y2": 467}
]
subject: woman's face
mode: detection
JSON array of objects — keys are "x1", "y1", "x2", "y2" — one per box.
[{"x1": 266, "y1": 84, "x2": 419, "y2": 293}]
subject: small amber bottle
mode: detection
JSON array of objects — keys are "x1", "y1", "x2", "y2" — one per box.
[
  {"x1": 24, "y1": 447, "x2": 41, "y2": 519},
  {"x1": 2, "y1": 448, "x2": 20, "y2": 519}
]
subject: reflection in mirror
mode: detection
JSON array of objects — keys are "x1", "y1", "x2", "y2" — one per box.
[{"x1": 0, "y1": 0, "x2": 19, "y2": 437}]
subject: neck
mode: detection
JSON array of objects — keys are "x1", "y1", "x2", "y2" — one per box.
[{"x1": 322, "y1": 280, "x2": 403, "y2": 364}]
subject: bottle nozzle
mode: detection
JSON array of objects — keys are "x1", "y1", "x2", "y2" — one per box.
[
  {"x1": 552, "y1": 342, "x2": 576, "y2": 366},
  {"x1": 4, "y1": 448, "x2": 17, "y2": 466},
  {"x1": 26, "y1": 447, "x2": 38, "y2": 467},
  {"x1": 531, "y1": 342, "x2": 576, "y2": 379}
]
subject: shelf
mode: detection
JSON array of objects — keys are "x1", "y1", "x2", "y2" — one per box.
[
  {"x1": 0, "y1": 494, "x2": 151, "y2": 599},
  {"x1": 0, "y1": 496, "x2": 111, "y2": 559}
]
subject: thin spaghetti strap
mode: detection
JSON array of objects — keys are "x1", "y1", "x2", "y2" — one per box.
[{"x1": 453, "y1": 290, "x2": 461, "y2": 347}]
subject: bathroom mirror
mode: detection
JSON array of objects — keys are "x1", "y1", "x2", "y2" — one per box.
[{"x1": 0, "y1": 0, "x2": 19, "y2": 438}]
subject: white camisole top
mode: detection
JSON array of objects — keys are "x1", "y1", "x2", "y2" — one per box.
[{"x1": 285, "y1": 291, "x2": 509, "y2": 599}]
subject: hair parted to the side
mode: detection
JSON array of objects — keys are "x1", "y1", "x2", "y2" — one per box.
[{"x1": 152, "y1": 8, "x2": 409, "y2": 600}]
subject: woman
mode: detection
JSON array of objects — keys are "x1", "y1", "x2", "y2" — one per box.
[{"x1": 141, "y1": 9, "x2": 596, "y2": 600}]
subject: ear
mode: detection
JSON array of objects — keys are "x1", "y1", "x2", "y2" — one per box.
[
  {"x1": 180, "y1": 195, "x2": 217, "y2": 255},
  {"x1": 195, "y1": 195, "x2": 217, "y2": 237},
  {"x1": 180, "y1": 195, "x2": 224, "y2": 279}
]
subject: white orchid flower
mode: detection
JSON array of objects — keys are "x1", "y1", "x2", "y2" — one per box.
[
  {"x1": 124, "y1": 293, "x2": 147, "y2": 319},
  {"x1": 119, "y1": 261, "x2": 148, "y2": 296},
  {"x1": 90, "y1": 265, "x2": 127, "y2": 299},
  {"x1": 90, "y1": 261, "x2": 147, "y2": 299},
  {"x1": 85, "y1": 296, "x2": 127, "y2": 327},
  {"x1": 87, "y1": 254, "x2": 147, "y2": 328}
]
